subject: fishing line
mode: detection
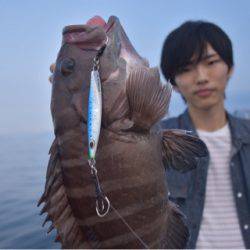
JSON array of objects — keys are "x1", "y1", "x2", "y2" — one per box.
[{"x1": 109, "y1": 203, "x2": 150, "y2": 249}]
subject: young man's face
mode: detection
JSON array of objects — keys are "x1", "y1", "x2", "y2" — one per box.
[{"x1": 174, "y1": 43, "x2": 233, "y2": 111}]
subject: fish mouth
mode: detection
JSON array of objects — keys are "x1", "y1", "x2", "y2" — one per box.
[
  {"x1": 63, "y1": 16, "x2": 116, "y2": 34},
  {"x1": 62, "y1": 16, "x2": 116, "y2": 48}
]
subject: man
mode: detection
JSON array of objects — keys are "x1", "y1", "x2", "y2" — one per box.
[{"x1": 160, "y1": 21, "x2": 250, "y2": 248}]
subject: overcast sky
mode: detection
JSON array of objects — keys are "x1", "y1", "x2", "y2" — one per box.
[{"x1": 1, "y1": 0, "x2": 250, "y2": 135}]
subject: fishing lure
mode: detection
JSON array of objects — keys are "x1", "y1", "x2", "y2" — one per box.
[
  {"x1": 87, "y1": 54, "x2": 110, "y2": 217},
  {"x1": 87, "y1": 41, "x2": 108, "y2": 161},
  {"x1": 87, "y1": 68, "x2": 102, "y2": 161}
]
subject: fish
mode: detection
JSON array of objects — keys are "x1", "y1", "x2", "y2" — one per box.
[{"x1": 38, "y1": 15, "x2": 208, "y2": 249}]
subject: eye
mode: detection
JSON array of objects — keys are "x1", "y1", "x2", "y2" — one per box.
[
  {"x1": 60, "y1": 58, "x2": 75, "y2": 76},
  {"x1": 208, "y1": 59, "x2": 220, "y2": 66},
  {"x1": 179, "y1": 65, "x2": 193, "y2": 74},
  {"x1": 182, "y1": 67, "x2": 192, "y2": 72}
]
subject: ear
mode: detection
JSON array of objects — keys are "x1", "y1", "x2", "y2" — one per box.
[{"x1": 228, "y1": 66, "x2": 234, "y2": 79}]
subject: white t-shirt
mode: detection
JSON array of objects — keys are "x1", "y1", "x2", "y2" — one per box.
[{"x1": 196, "y1": 123, "x2": 245, "y2": 249}]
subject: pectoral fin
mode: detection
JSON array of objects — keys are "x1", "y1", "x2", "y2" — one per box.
[
  {"x1": 126, "y1": 67, "x2": 172, "y2": 132},
  {"x1": 162, "y1": 129, "x2": 208, "y2": 172}
]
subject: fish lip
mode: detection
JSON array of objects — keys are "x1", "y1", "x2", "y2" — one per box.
[
  {"x1": 62, "y1": 18, "x2": 117, "y2": 50},
  {"x1": 62, "y1": 16, "x2": 116, "y2": 35},
  {"x1": 63, "y1": 25, "x2": 89, "y2": 35}
]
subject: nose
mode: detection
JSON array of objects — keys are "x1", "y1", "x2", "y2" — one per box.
[{"x1": 195, "y1": 64, "x2": 208, "y2": 85}]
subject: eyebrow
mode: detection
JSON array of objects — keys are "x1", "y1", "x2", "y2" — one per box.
[
  {"x1": 187, "y1": 53, "x2": 218, "y2": 65},
  {"x1": 202, "y1": 53, "x2": 218, "y2": 60}
]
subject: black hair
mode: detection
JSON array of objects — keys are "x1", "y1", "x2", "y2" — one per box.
[{"x1": 160, "y1": 20, "x2": 234, "y2": 85}]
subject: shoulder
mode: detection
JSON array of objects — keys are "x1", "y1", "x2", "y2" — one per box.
[
  {"x1": 229, "y1": 113, "x2": 250, "y2": 137},
  {"x1": 237, "y1": 117, "x2": 250, "y2": 131},
  {"x1": 160, "y1": 115, "x2": 180, "y2": 129}
]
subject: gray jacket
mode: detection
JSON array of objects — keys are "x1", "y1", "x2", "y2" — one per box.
[{"x1": 161, "y1": 110, "x2": 250, "y2": 248}]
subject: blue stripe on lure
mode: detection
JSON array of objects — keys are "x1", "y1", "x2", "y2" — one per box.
[{"x1": 87, "y1": 69, "x2": 102, "y2": 161}]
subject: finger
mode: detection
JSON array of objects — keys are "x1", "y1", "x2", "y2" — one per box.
[
  {"x1": 49, "y1": 75, "x2": 54, "y2": 84},
  {"x1": 50, "y1": 63, "x2": 56, "y2": 73}
]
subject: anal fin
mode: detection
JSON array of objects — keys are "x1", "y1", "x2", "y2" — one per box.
[
  {"x1": 126, "y1": 67, "x2": 172, "y2": 131},
  {"x1": 163, "y1": 201, "x2": 189, "y2": 249}
]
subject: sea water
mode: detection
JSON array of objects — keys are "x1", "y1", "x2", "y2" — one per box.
[{"x1": 0, "y1": 132, "x2": 60, "y2": 248}]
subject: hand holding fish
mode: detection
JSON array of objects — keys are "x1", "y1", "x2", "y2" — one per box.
[{"x1": 48, "y1": 63, "x2": 55, "y2": 83}]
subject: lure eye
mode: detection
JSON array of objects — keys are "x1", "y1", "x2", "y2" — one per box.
[
  {"x1": 89, "y1": 140, "x2": 95, "y2": 149},
  {"x1": 60, "y1": 58, "x2": 75, "y2": 76}
]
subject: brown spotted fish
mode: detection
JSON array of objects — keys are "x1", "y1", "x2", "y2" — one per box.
[{"x1": 38, "y1": 15, "x2": 207, "y2": 249}]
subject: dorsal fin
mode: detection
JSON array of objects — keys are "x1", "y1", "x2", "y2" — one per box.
[
  {"x1": 38, "y1": 139, "x2": 91, "y2": 248},
  {"x1": 126, "y1": 67, "x2": 172, "y2": 131}
]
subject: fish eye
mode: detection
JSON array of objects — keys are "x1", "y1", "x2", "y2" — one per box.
[{"x1": 60, "y1": 58, "x2": 75, "y2": 76}]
